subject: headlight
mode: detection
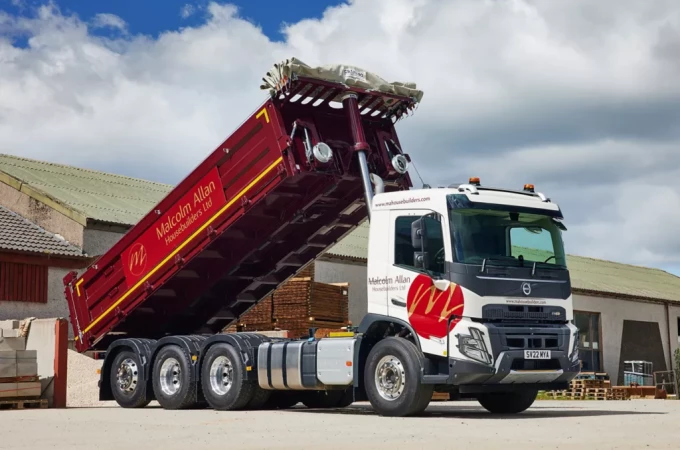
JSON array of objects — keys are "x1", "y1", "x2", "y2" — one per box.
[
  {"x1": 457, "y1": 327, "x2": 493, "y2": 365},
  {"x1": 570, "y1": 330, "x2": 579, "y2": 362}
]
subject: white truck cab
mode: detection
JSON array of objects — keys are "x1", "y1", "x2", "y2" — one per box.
[{"x1": 363, "y1": 178, "x2": 579, "y2": 390}]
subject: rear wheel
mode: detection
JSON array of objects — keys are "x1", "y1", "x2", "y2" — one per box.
[
  {"x1": 261, "y1": 391, "x2": 301, "y2": 409},
  {"x1": 477, "y1": 389, "x2": 538, "y2": 414},
  {"x1": 364, "y1": 337, "x2": 434, "y2": 417},
  {"x1": 109, "y1": 351, "x2": 150, "y2": 408},
  {"x1": 246, "y1": 386, "x2": 272, "y2": 409},
  {"x1": 200, "y1": 343, "x2": 254, "y2": 410},
  {"x1": 301, "y1": 390, "x2": 344, "y2": 409},
  {"x1": 152, "y1": 345, "x2": 197, "y2": 410}
]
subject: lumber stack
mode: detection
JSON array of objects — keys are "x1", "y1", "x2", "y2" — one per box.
[
  {"x1": 0, "y1": 320, "x2": 45, "y2": 410},
  {"x1": 224, "y1": 266, "x2": 349, "y2": 338},
  {"x1": 545, "y1": 372, "x2": 631, "y2": 400}
]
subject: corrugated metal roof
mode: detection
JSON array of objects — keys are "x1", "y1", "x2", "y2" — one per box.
[
  {"x1": 324, "y1": 222, "x2": 680, "y2": 304},
  {"x1": 0, "y1": 205, "x2": 86, "y2": 257},
  {"x1": 0, "y1": 154, "x2": 173, "y2": 226}
]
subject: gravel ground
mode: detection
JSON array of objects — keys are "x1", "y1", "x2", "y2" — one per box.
[
  {"x1": 66, "y1": 350, "x2": 114, "y2": 408},
  {"x1": 3, "y1": 400, "x2": 678, "y2": 449}
]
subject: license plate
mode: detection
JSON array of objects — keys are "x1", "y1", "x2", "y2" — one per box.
[{"x1": 524, "y1": 350, "x2": 551, "y2": 359}]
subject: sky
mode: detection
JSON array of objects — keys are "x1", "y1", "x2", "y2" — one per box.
[{"x1": 1, "y1": 0, "x2": 680, "y2": 275}]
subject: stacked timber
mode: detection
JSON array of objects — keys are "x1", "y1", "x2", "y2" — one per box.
[
  {"x1": 0, "y1": 319, "x2": 46, "y2": 410},
  {"x1": 224, "y1": 265, "x2": 349, "y2": 338},
  {"x1": 546, "y1": 372, "x2": 631, "y2": 400}
]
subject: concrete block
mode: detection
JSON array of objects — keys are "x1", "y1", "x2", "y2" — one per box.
[
  {"x1": 16, "y1": 381, "x2": 41, "y2": 397},
  {"x1": 0, "y1": 320, "x2": 20, "y2": 330},
  {"x1": 0, "y1": 382, "x2": 18, "y2": 398},
  {"x1": 0, "y1": 329, "x2": 22, "y2": 338},
  {"x1": 16, "y1": 350, "x2": 38, "y2": 377},
  {"x1": 0, "y1": 337, "x2": 26, "y2": 351},
  {"x1": 0, "y1": 351, "x2": 17, "y2": 378}
]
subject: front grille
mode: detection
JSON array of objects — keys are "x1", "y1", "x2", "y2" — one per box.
[
  {"x1": 482, "y1": 305, "x2": 566, "y2": 322},
  {"x1": 503, "y1": 334, "x2": 562, "y2": 350}
]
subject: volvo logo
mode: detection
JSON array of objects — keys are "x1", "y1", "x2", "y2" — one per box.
[{"x1": 521, "y1": 282, "x2": 532, "y2": 296}]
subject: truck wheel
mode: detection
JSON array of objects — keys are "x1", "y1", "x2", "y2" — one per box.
[
  {"x1": 110, "y1": 350, "x2": 150, "y2": 408},
  {"x1": 200, "y1": 343, "x2": 254, "y2": 410},
  {"x1": 246, "y1": 386, "x2": 272, "y2": 409},
  {"x1": 477, "y1": 389, "x2": 538, "y2": 414},
  {"x1": 152, "y1": 345, "x2": 197, "y2": 410},
  {"x1": 261, "y1": 391, "x2": 300, "y2": 409},
  {"x1": 301, "y1": 390, "x2": 345, "y2": 409},
  {"x1": 364, "y1": 337, "x2": 434, "y2": 417}
]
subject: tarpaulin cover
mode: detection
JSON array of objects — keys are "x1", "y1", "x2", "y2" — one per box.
[{"x1": 261, "y1": 57, "x2": 424, "y2": 104}]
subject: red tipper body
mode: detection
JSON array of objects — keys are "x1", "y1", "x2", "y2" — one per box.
[{"x1": 64, "y1": 76, "x2": 417, "y2": 353}]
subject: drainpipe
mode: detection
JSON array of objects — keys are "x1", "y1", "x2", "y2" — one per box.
[{"x1": 665, "y1": 302, "x2": 673, "y2": 372}]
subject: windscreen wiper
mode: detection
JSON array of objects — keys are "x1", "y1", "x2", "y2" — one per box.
[{"x1": 480, "y1": 257, "x2": 517, "y2": 272}]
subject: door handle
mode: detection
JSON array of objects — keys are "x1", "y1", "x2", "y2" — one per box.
[{"x1": 391, "y1": 298, "x2": 406, "y2": 307}]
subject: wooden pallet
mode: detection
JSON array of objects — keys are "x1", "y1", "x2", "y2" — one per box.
[
  {"x1": 0, "y1": 376, "x2": 39, "y2": 384},
  {"x1": 0, "y1": 398, "x2": 48, "y2": 410},
  {"x1": 431, "y1": 392, "x2": 450, "y2": 401}
]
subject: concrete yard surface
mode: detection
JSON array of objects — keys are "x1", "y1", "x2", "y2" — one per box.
[{"x1": 1, "y1": 400, "x2": 678, "y2": 450}]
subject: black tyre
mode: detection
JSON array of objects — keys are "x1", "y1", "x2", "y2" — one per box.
[
  {"x1": 336, "y1": 387, "x2": 354, "y2": 408},
  {"x1": 151, "y1": 345, "x2": 197, "y2": 410},
  {"x1": 301, "y1": 390, "x2": 345, "y2": 409},
  {"x1": 364, "y1": 337, "x2": 434, "y2": 417},
  {"x1": 246, "y1": 386, "x2": 272, "y2": 409},
  {"x1": 109, "y1": 350, "x2": 151, "y2": 408},
  {"x1": 477, "y1": 389, "x2": 538, "y2": 414},
  {"x1": 261, "y1": 391, "x2": 300, "y2": 409},
  {"x1": 200, "y1": 343, "x2": 254, "y2": 410}
]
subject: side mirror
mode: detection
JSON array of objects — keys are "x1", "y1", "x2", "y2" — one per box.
[
  {"x1": 414, "y1": 251, "x2": 429, "y2": 270},
  {"x1": 411, "y1": 218, "x2": 428, "y2": 250}
]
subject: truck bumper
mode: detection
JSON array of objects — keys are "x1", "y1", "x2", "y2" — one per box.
[
  {"x1": 434, "y1": 321, "x2": 580, "y2": 390},
  {"x1": 449, "y1": 351, "x2": 581, "y2": 386}
]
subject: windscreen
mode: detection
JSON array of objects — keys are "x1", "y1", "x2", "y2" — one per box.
[{"x1": 447, "y1": 195, "x2": 567, "y2": 269}]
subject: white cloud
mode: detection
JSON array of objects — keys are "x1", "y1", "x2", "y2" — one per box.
[
  {"x1": 180, "y1": 4, "x2": 196, "y2": 19},
  {"x1": 0, "y1": 0, "x2": 679, "y2": 269},
  {"x1": 91, "y1": 13, "x2": 127, "y2": 32}
]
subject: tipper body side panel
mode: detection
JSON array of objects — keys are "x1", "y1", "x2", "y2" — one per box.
[{"x1": 65, "y1": 79, "x2": 416, "y2": 352}]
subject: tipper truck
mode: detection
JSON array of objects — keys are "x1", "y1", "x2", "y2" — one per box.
[{"x1": 64, "y1": 58, "x2": 580, "y2": 417}]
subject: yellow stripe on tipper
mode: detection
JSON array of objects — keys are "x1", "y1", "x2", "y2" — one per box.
[
  {"x1": 256, "y1": 108, "x2": 269, "y2": 123},
  {"x1": 81, "y1": 156, "x2": 284, "y2": 336},
  {"x1": 75, "y1": 279, "x2": 84, "y2": 296}
]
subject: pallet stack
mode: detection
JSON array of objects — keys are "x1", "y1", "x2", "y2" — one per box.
[
  {"x1": 0, "y1": 320, "x2": 46, "y2": 410},
  {"x1": 546, "y1": 372, "x2": 631, "y2": 400},
  {"x1": 224, "y1": 265, "x2": 350, "y2": 338}
]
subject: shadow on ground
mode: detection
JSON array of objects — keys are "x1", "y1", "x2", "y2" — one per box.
[{"x1": 286, "y1": 402, "x2": 666, "y2": 419}]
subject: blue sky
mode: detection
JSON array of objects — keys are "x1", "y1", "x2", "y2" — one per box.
[{"x1": 3, "y1": 0, "x2": 342, "y2": 41}]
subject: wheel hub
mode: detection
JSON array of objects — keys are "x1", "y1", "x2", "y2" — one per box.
[
  {"x1": 375, "y1": 355, "x2": 405, "y2": 401},
  {"x1": 116, "y1": 358, "x2": 139, "y2": 393},
  {"x1": 209, "y1": 356, "x2": 233, "y2": 396},
  {"x1": 159, "y1": 357, "x2": 182, "y2": 396}
]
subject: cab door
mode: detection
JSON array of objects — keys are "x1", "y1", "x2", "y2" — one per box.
[{"x1": 386, "y1": 210, "x2": 451, "y2": 337}]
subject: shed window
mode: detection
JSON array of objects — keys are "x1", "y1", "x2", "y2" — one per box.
[{"x1": 0, "y1": 261, "x2": 48, "y2": 303}]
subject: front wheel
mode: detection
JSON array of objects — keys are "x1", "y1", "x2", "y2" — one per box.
[
  {"x1": 364, "y1": 337, "x2": 433, "y2": 417},
  {"x1": 477, "y1": 389, "x2": 538, "y2": 414}
]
